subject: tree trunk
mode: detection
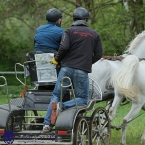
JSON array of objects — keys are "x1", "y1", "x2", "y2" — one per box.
[{"x1": 128, "y1": 0, "x2": 144, "y2": 34}]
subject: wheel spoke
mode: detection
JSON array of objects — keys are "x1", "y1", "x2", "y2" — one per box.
[
  {"x1": 101, "y1": 120, "x2": 108, "y2": 129},
  {"x1": 100, "y1": 135, "x2": 106, "y2": 145},
  {"x1": 98, "y1": 112, "x2": 101, "y2": 127},
  {"x1": 92, "y1": 133, "x2": 97, "y2": 142},
  {"x1": 97, "y1": 137, "x2": 100, "y2": 145},
  {"x1": 73, "y1": 118, "x2": 90, "y2": 145},
  {"x1": 83, "y1": 128, "x2": 88, "y2": 135},
  {"x1": 82, "y1": 121, "x2": 85, "y2": 135}
]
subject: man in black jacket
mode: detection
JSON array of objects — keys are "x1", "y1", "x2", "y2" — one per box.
[{"x1": 43, "y1": 7, "x2": 103, "y2": 133}]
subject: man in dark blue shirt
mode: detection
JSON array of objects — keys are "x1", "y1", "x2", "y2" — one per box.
[{"x1": 34, "y1": 8, "x2": 64, "y2": 52}]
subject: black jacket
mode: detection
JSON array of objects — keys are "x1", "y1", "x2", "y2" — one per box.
[{"x1": 55, "y1": 20, "x2": 103, "y2": 73}]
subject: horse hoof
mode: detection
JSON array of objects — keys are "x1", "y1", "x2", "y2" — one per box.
[{"x1": 120, "y1": 142, "x2": 126, "y2": 145}]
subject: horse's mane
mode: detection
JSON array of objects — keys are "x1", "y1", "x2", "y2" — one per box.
[{"x1": 124, "y1": 31, "x2": 145, "y2": 54}]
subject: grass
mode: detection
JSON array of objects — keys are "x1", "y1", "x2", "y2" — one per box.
[
  {"x1": 93, "y1": 102, "x2": 145, "y2": 145},
  {"x1": 0, "y1": 86, "x2": 145, "y2": 145},
  {"x1": 110, "y1": 103, "x2": 145, "y2": 145},
  {"x1": 0, "y1": 96, "x2": 9, "y2": 105},
  {"x1": 0, "y1": 85, "x2": 33, "y2": 105}
]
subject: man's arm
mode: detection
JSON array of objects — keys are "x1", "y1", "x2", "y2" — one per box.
[
  {"x1": 54, "y1": 30, "x2": 70, "y2": 62},
  {"x1": 92, "y1": 35, "x2": 103, "y2": 64}
]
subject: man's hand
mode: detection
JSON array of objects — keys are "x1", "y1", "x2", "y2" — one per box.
[{"x1": 50, "y1": 58, "x2": 58, "y2": 65}]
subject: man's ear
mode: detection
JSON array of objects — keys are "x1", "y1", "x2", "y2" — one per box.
[{"x1": 56, "y1": 18, "x2": 61, "y2": 25}]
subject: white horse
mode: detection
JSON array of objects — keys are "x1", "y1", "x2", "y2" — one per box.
[
  {"x1": 89, "y1": 59, "x2": 122, "y2": 111},
  {"x1": 109, "y1": 31, "x2": 145, "y2": 145},
  {"x1": 89, "y1": 58, "x2": 121, "y2": 94},
  {"x1": 90, "y1": 31, "x2": 145, "y2": 93}
]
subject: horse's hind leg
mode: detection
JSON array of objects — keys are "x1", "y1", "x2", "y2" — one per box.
[
  {"x1": 120, "y1": 97, "x2": 145, "y2": 145},
  {"x1": 109, "y1": 89, "x2": 124, "y2": 121},
  {"x1": 141, "y1": 103, "x2": 145, "y2": 143}
]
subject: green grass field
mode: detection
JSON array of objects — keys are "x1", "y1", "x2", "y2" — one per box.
[
  {"x1": 110, "y1": 104, "x2": 145, "y2": 145},
  {"x1": 92, "y1": 102, "x2": 145, "y2": 145},
  {"x1": 0, "y1": 86, "x2": 145, "y2": 145}
]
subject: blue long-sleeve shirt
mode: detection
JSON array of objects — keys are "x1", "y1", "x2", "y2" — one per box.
[{"x1": 34, "y1": 22, "x2": 64, "y2": 52}]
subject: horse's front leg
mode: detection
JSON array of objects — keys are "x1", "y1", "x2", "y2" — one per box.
[
  {"x1": 120, "y1": 98, "x2": 144, "y2": 145},
  {"x1": 141, "y1": 130, "x2": 145, "y2": 144},
  {"x1": 141, "y1": 102, "x2": 145, "y2": 143},
  {"x1": 109, "y1": 89, "x2": 124, "y2": 121},
  {"x1": 140, "y1": 102, "x2": 145, "y2": 143},
  {"x1": 120, "y1": 119, "x2": 128, "y2": 145}
]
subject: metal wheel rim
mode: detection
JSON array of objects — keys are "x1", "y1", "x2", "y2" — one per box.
[
  {"x1": 90, "y1": 107, "x2": 111, "y2": 145},
  {"x1": 74, "y1": 118, "x2": 90, "y2": 145}
]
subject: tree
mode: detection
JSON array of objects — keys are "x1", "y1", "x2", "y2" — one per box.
[{"x1": 0, "y1": 0, "x2": 145, "y2": 72}]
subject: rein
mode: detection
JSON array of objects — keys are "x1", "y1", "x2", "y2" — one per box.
[
  {"x1": 111, "y1": 111, "x2": 145, "y2": 130},
  {"x1": 102, "y1": 55, "x2": 124, "y2": 61},
  {"x1": 103, "y1": 55, "x2": 145, "y2": 61}
]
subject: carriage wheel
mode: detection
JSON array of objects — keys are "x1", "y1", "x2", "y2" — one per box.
[
  {"x1": 90, "y1": 107, "x2": 111, "y2": 145},
  {"x1": 73, "y1": 118, "x2": 90, "y2": 145}
]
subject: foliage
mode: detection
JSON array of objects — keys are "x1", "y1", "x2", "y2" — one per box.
[{"x1": 0, "y1": 0, "x2": 145, "y2": 84}]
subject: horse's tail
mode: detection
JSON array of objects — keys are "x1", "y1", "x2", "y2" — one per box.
[{"x1": 111, "y1": 55, "x2": 139, "y2": 101}]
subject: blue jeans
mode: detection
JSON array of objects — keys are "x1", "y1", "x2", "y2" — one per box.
[{"x1": 44, "y1": 67, "x2": 89, "y2": 125}]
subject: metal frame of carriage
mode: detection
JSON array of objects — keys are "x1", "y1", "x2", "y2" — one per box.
[{"x1": 0, "y1": 52, "x2": 114, "y2": 145}]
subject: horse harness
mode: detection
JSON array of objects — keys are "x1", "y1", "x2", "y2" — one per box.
[
  {"x1": 103, "y1": 55, "x2": 145, "y2": 61},
  {"x1": 102, "y1": 55, "x2": 124, "y2": 61}
]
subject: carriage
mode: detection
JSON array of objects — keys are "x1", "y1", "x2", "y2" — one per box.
[{"x1": 0, "y1": 51, "x2": 114, "y2": 145}]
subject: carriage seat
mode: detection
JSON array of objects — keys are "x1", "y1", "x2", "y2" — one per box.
[
  {"x1": 55, "y1": 90, "x2": 114, "y2": 130},
  {"x1": 55, "y1": 89, "x2": 101, "y2": 130},
  {"x1": 22, "y1": 89, "x2": 71, "y2": 111},
  {"x1": 0, "y1": 104, "x2": 24, "y2": 129}
]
